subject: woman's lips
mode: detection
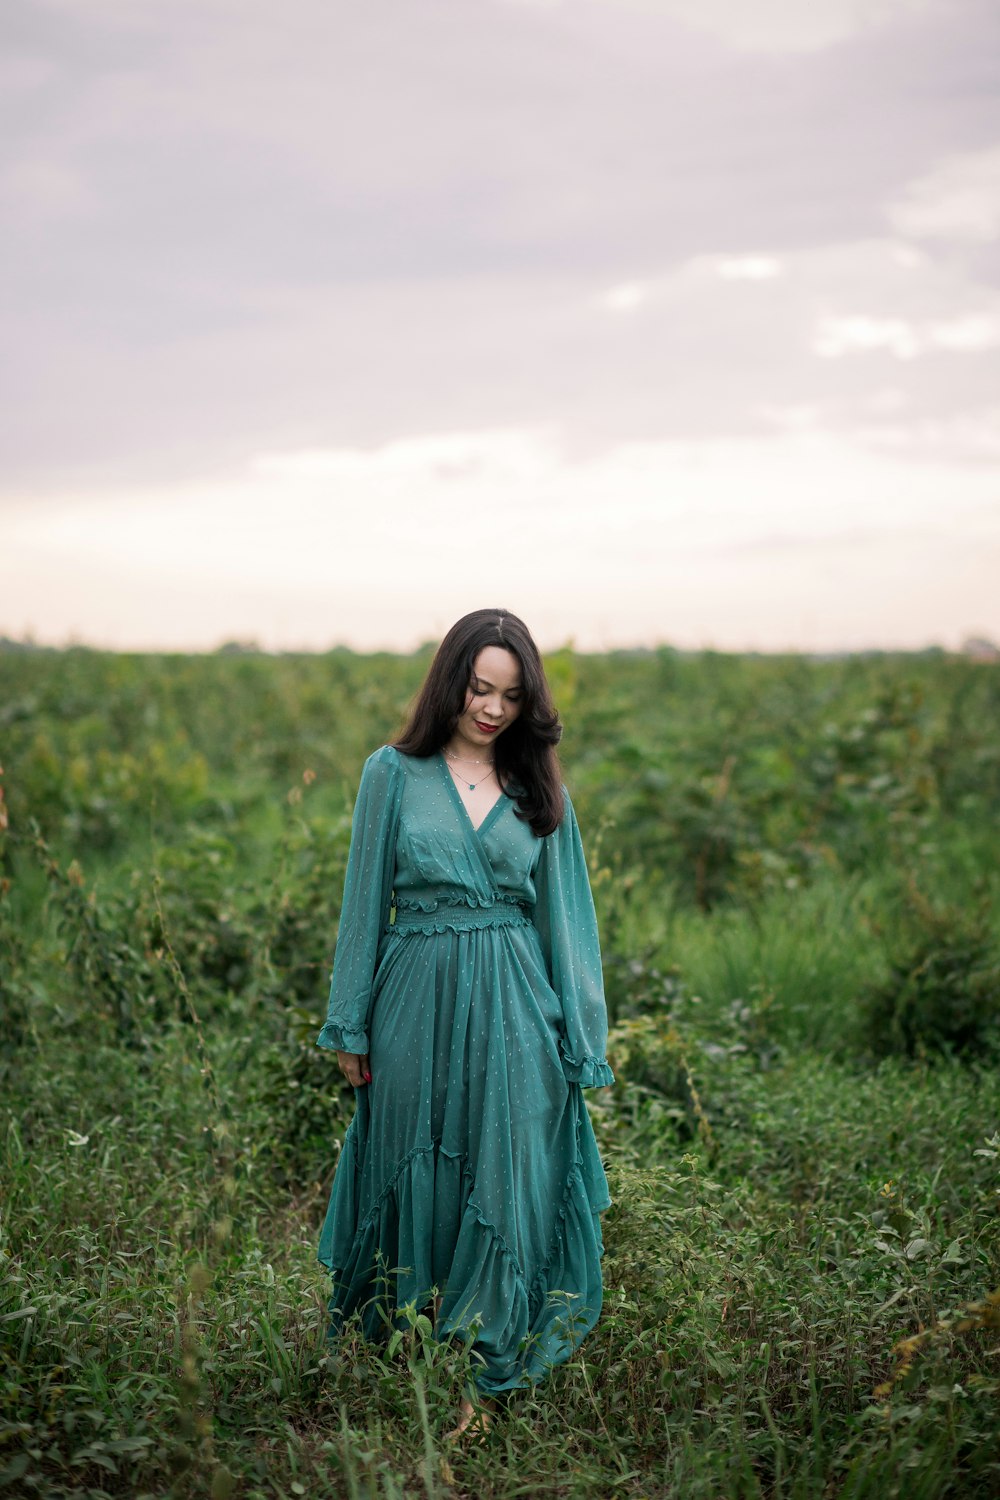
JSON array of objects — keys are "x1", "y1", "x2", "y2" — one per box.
[{"x1": 475, "y1": 721, "x2": 499, "y2": 733}]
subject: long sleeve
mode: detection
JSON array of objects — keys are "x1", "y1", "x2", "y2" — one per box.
[
  {"x1": 532, "y1": 787, "x2": 615, "y2": 1089},
  {"x1": 317, "y1": 745, "x2": 402, "y2": 1056}
]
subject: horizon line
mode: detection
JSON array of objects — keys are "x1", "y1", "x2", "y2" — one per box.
[{"x1": 2, "y1": 632, "x2": 998, "y2": 662}]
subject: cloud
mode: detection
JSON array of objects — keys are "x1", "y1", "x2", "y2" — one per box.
[
  {"x1": 598, "y1": 282, "x2": 648, "y2": 313},
  {"x1": 502, "y1": 0, "x2": 939, "y2": 54},
  {"x1": 813, "y1": 311, "x2": 1000, "y2": 357},
  {"x1": 887, "y1": 142, "x2": 1000, "y2": 242},
  {"x1": 713, "y1": 255, "x2": 785, "y2": 279},
  {"x1": 813, "y1": 316, "x2": 924, "y2": 358},
  {"x1": 852, "y1": 406, "x2": 1000, "y2": 463},
  {"x1": 929, "y1": 314, "x2": 1000, "y2": 350},
  {"x1": 597, "y1": 255, "x2": 783, "y2": 315}
]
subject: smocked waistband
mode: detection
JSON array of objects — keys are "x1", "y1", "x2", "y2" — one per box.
[{"x1": 388, "y1": 901, "x2": 531, "y2": 936}]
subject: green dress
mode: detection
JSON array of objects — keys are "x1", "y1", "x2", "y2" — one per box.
[{"x1": 317, "y1": 745, "x2": 614, "y2": 1394}]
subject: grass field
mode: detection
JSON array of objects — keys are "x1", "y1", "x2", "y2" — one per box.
[{"x1": 2, "y1": 645, "x2": 998, "y2": 1498}]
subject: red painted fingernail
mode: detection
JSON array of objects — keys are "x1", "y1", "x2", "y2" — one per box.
[{"x1": 365, "y1": 1071, "x2": 373, "y2": 1083}]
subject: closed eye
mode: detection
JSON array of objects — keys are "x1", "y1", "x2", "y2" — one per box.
[{"x1": 473, "y1": 682, "x2": 521, "y2": 701}]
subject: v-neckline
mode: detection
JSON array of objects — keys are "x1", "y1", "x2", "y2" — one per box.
[{"x1": 438, "y1": 751, "x2": 509, "y2": 838}]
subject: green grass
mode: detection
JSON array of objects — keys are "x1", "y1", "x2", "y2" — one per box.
[
  {"x1": 4, "y1": 1023, "x2": 997, "y2": 1498},
  {"x1": 2, "y1": 646, "x2": 999, "y2": 1497}
]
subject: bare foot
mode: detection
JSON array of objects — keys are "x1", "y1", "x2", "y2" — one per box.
[{"x1": 444, "y1": 1395, "x2": 495, "y2": 1442}]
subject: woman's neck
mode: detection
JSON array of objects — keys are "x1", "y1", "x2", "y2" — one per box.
[
  {"x1": 443, "y1": 733, "x2": 494, "y2": 765},
  {"x1": 446, "y1": 744, "x2": 491, "y2": 768}
]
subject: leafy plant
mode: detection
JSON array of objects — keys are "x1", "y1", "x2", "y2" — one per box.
[
  {"x1": 861, "y1": 891, "x2": 1000, "y2": 1061},
  {"x1": 2, "y1": 643, "x2": 999, "y2": 1498}
]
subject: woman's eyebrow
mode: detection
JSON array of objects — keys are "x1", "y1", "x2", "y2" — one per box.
[{"x1": 473, "y1": 677, "x2": 522, "y2": 691}]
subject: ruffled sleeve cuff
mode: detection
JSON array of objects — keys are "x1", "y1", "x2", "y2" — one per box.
[
  {"x1": 561, "y1": 1051, "x2": 615, "y2": 1088},
  {"x1": 317, "y1": 1020, "x2": 369, "y2": 1054}
]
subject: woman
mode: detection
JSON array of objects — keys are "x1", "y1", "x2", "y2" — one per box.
[{"x1": 317, "y1": 608, "x2": 613, "y2": 1436}]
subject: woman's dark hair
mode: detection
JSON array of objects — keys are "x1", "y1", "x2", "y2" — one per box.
[{"x1": 394, "y1": 608, "x2": 564, "y2": 836}]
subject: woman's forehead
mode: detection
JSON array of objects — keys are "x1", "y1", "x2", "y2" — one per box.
[{"x1": 472, "y1": 645, "x2": 521, "y2": 686}]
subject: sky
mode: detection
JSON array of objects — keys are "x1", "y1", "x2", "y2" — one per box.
[{"x1": 2, "y1": 0, "x2": 1000, "y2": 653}]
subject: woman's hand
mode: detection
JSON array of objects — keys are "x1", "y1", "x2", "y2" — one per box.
[{"x1": 336, "y1": 1051, "x2": 372, "y2": 1087}]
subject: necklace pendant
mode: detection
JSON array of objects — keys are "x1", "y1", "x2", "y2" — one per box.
[{"x1": 468, "y1": 781, "x2": 476, "y2": 790}]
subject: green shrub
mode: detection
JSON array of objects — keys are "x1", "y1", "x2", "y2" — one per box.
[{"x1": 861, "y1": 896, "x2": 1000, "y2": 1061}]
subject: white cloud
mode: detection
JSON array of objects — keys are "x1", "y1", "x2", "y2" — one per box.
[
  {"x1": 552, "y1": 0, "x2": 938, "y2": 54},
  {"x1": 854, "y1": 407, "x2": 1000, "y2": 463},
  {"x1": 887, "y1": 143, "x2": 1000, "y2": 243},
  {"x1": 814, "y1": 315, "x2": 923, "y2": 358},
  {"x1": 814, "y1": 312, "x2": 1000, "y2": 358},
  {"x1": 598, "y1": 282, "x2": 648, "y2": 313},
  {"x1": 928, "y1": 315, "x2": 1000, "y2": 351},
  {"x1": 713, "y1": 255, "x2": 784, "y2": 279},
  {"x1": 597, "y1": 255, "x2": 783, "y2": 314},
  {"x1": 252, "y1": 428, "x2": 559, "y2": 491},
  {"x1": 758, "y1": 391, "x2": 1000, "y2": 465}
]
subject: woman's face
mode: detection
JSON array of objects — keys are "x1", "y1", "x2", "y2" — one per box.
[{"x1": 454, "y1": 646, "x2": 523, "y2": 752}]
